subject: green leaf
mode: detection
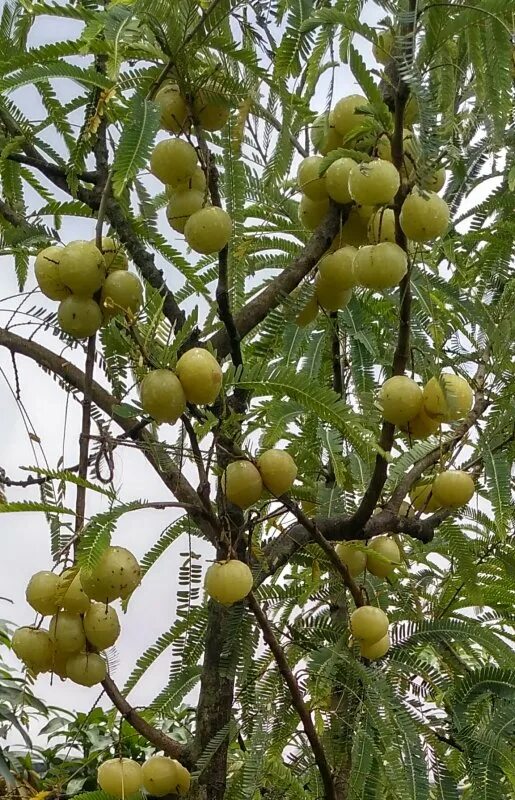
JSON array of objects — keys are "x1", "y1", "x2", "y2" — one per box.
[
  {"x1": 0, "y1": 501, "x2": 74, "y2": 515},
  {"x1": 111, "y1": 94, "x2": 160, "y2": 197}
]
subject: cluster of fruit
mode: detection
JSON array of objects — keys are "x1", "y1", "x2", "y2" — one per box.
[
  {"x1": 34, "y1": 237, "x2": 142, "y2": 339},
  {"x1": 350, "y1": 604, "x2": 391, "y2": 660},
  {"x1": 11, "y1": 547, "x2": 140, "y2": 686},
  {"x1": 98, "y1": 755, "x2": 190, "y2": 798},
  {"x1": 336, "y1": 534, "x2": 400, "y2": 580},
  {"x1": 222, "y1": 448, "x2": 298, "y2": 508}
]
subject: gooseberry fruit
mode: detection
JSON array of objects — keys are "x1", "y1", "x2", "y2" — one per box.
[
  {"x1": 26, "y1": 571, "x2": 60, "y2": 616},
  {"x1": 421, "y1": 167, "x2": 446, "y2": 193},
  {"x1": 150, "y1": 138, "x2": 198, "y2": 185},
  {"x1": 49, "y1": 611, "x2": 86, "y2": 655},
  {"x1": 34, "y1": 246, "x2": 70, "y2": 300},
  {"x1": 431, "y1": 470, "x2": 475, "y2": 508},
  {"x1": 141, "y1": 756, "x2": 189, "y2": 797},
  {"x1": 332, "y1": 208, "x2": 369, "y2": 248},
  {"x1": 348, "y1": 159, "x2": 400, "y2": 206},
  {"x1": 205, "y1": 559, "x2": 253, "y2": 605},
  {"x1": 166, "y1": 189, "x2": 206, "y2": 234},
  {"x1": 297, "y1": 156, "x2": 328, "y2": 201},
  {"x1": 154, "y1": 83, "x2": 189, "y2": 134},
  {"x1": 354, "y1": 242, "x2": 407, "y2": 290},
  {"x1": 12, "y1": 627, "x2": 53, "y2": 673},
  {"x1": 97, "y1": 759, "x2": 143, "y2": 798},
  {"x1": 80, "y1": 546, "x2": 141, "y2": 603},
  {"x1": 58, "y1": 241, "x2": 106, "y2": 297},
  {"x1": 315, "y1": 277, "x2": 352, "y2": 312},
  {"x1": 350, "y1": 605, "x2": 389, "y2": 643},
  {"x1": 409, "y1": 482, "x2": 441, "y2": 513},
  {"x1": 335, "y1": 541, "x2": 366, "y2": 577},
  {"x1": 175, "y1": 347, "x2": 222, "y2": 405},
  {"x1": 400, "y1": 188, "x2": 450, "y2": 242},
  {"x1": 58, "y1": 296, "x2": 102, "y2": 339},
  {"x1": 184, "y1": 206, "x2": 232, "y2": 254},
  {"x1": 378, "y1": 375, "x2": 423, "y2": 426},
  {"x1": 222, "y1": 460, "x2": 263, "y2": 508},
  {"x1": 298, "y1": 195, "x2": 329, "y2": 231},
  {"x1": 66, "y1": 652, "x2": 107, "y2": 686},
  {"x1": 402, "y1": 407, "x2": 440, "y2": 440},
  {"x1": 360, "y1": 632, "x2": 390, "y2": 660},
  {"x1": 325, "y1": 157, "x2": 356, "y2": 204},
  {"x1": 422, "y1": 374, "x2": 473, "y2": 422},
  {"x1": 101, "y1": 271, "x2": 143, "y2": 320},
  {"x1": 257, "y1": 449, "x2": 297, "y2": 496},
  {"x1": 166, "y1": 165, "x2": 206, "y2": 195},
  {"x1": 193, "y1": 90, "x2": 230, "y2": 131},
  {"x1": 318, "y1": 247, "x2": 357, "y2": 290},
  {"x1": 91, "y1": 237, "x2": 128, "y2": 272},
  {"x1": 373, "y1": 30, "x2": 394, "y2": 65},
  {"x1": 332, "y1": 95, "x2": 369, "y2": 138},
  {"x1": 83, "y1": 602, "x2": 120, "y2": 650},
  {"x1": 140, "y1": 369, "x2": 187, "y2": 424},
  {"x1": 310, "y1": 112, "x2": 343, "y2": 155},
  {"x1": 56, "y1": 569, "x2": 90, "y2": 614},
  {"x1": 295, "y1": 292, "x2": 318, "y2": 327},
  {"x1": 367, "y1": 207, "x2": 396, "y2": 244},
  {"x1": 366, "y1": 536, "x2": 401, "y2": 578}
]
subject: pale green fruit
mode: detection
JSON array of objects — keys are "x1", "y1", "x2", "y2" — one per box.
[
  {"x1": 401, "y1": 407, "x2": 440, "y2": 440},
  {"x1": 373, "y1": 30, "x2": 394, "y2": 65},
  {"x1": 310, "y1": 112, "x2": 343, "y2": 155},
  {"x1": 166, "y1": 190, "x2": 206, "y2": 233},
  {"x1": 90, "y1": 236, "x2": 128, "y2": 272},
  {"x1": 97, "y1": 759, "x2": 143, "y2": 798},
  {"x1": 154, "y1": 83, "x2": 189, "y2": 134},
  {"x1": 335, "y1": 541, "x2": 366, "y2": 577},
  {"x1": 26, "y1": 571, "x2": 60, "y2": 616},
  {"x1": 150, "y1": 138, "x2": 198, "y2": 185},
  {"x1": 184, "y1": 206, "x2": 232, "y2": 254},
  {"x1": 348, "y1": 159, "x2": 400, "y2": 206},
  {"x1": 141, "y1": 756, "x2": 187, "y2": 797},
  {"x1": 222, "y1": 460, "x2": 263, "y2": 508},
  {"x1": 166, "y1": 165, "x2": 206, "y2": 194},
  {"x1": 257, "y1": 449, "x2": 297, "y2": 496},
  {"x1": 404, "y1": 96, "x2": 419, "y2": 127},
  {"x1": 360, "y1": 633, "x2": 390, "y2": 660},
  {"x1": 51, "y1": 649, "x2": 69, "y2": 679},
  {"x1": 58, "y1": 241, "x2": 105, "y2": 297},
  {"x1": 366, "y1": 536, "x2": 401, "y2": 578},
  {"x1": 34, "y1": 246, "x2": 70, "y2": 300},
  {"x1": 175, "y1": 347, "x2": 222, "y2": 405},
  {"x1": 58, "y1": 296, "x2": 103, "y2": 339},
  {"x1": 432, "y1": 470, "x2": 475, "y2": 508},
  {"x1": 12, "y1": 627, "x2": 54, "y2": 673},
  {"x1": 354, "y1": 242, "x2": 407, "y2": 290},
  {"x1": 295, "y1": 292, "x2": 318, "y2": 327},
  {"x1": 409, "y1": 482, "x2": 441, "y2": 513},
  {"x1": 174, "y1": 763, "x2": 191, "y2": 796},
  {"x1": 350, "y1": 605, "x2": 389, "y2": 643},
  {"x1": 205, "y1": 560, "x2": 254, "y2": 605},
  {"x1": 193, "y1": 90, "x2": 230, "y2": 131},
  {"x1": 332, "y1": 209, "x2": 369, "y2": 248},
  {"x1": 400, "y1": 188, "x2": 450, "y2": 241},
  {"x1": 318, "y1": 247, "x2": 357, "y2": 290},
  {"x1": 49, "y1": 612, "x2": 86, "y2": 655},
  {"x1": 101, "y1": 271, "x2": 143, "y2": 319},
  {"x1": 325, "y1": 157, "x2": 356, "y2": 204},
  {"x1": 368, "y1": 207, "x2": 396, "y2": 244},
  {"x1": 378, "y1": 376, "x2": 423, "y2": 425},
  {"x1": 56, "y1": 569, "x2": 90, "y2": 614},
  {"x1": 66, "y1": 652, "x2": 107, "y2": 686},
  {"x1": 80, "y1": 547, "x2": 141, "y2": 603},
  {"x1": 422, "y1": 374, "x2": 473, "y2": 422},
  {"x1": 298, "y1": 195, "x2": 329, "y2": 231},
  {"x1": 332, "y1": 95, "x2": 369, "y2": 138},
  {"x1": 83, "y1": 602, "x2": 120, "y2": 650},
  {"x1": 140, "y1": 369, "x2": 187, "y2": 424},
  {"x1": 297, "y1": 155, "x2": 328, "y2": 201},
  {"x1": 315, "y1": 277, "x2": 352, "y2": 311},
  {"x1": 421, "y1": 166, "x2": 446, "y2": 193}
]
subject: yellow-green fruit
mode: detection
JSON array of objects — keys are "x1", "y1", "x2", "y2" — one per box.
[
  {"x1": 400, "y1": 189, "x2": 450, "y2": 242},
  {"x1": 58, "y1": 296, "x2": 103, "y2": 339},
  {"x1": 12, "y1": 627, "x2": 54, "y2": 673},
  {"x1": 140, "y1": 369, "x2": 187, "y2": 424},
  {"x1": 348, "y1": 159, "x2": 400, "y2": 206},
  {"x1": 373, "y1": 30, "x2": 394, "y2": 65},
  {"x1": 402, "y1": 407, "x2": 440, "y2": 439},
  {"x1": 166, "y1": 165, "x2": 207, "y2": 195},
  {"x1": 376, "y1": 130, "x2": 418, "y2": 167},
  {"x1": 141, "y1": 756, "x2": 189, "y2": 797},
  {"x1": 184, "y1": 206, "x2": 232, "y2": 254},
  {"x1": 310, "y1": 112, "x2": 343, "y2": 155},
  {"x1": 154, "y1": 83, "x2": 189, "y2": 134},
  {"x1": 350, "y1": 605, "x2": 389, "y2": 643},
  {"x1": 298, "y1": 195, "x2": 329, "y2": 230},
  {"x1": 80, "y1": 547, "x2": 141, "y2": 603},
  {"x1": 166, "y1": 190, "x2": 206, "y2": 234},
  {"x1": 368, "y1": 208, "x2": 396, "y2": 244},
  {"x1": 332, "y1": 95, "x2": 369, "y2": 138},
  {"x1": 409, "y1": 482, "x2": 440, "y2": 513},
  {"x1": 51, "y1": 649, "x2": 69, "y2": 679},
  {"x1": 97, "y1": 759, "x2": 143, "y2": 798},
  {"x1": 34, "y1": 246, "x2": 70, "y2": 300},
  {"x1": 56, "y1": 569, "x2": 90, "y2": 614},
  {"x1": 354, "y1": 242, "x2": 407, "y2": 290},
  {"x1": 222, "y1": 460, "x2": 263, "y2": 508},
  {"x1": 333, "y1": 209, "x2": 369, "y2": 248},
  {"x1": 257, "y1": 449, "x2": 297, "y2": 496},
  {"x1": 404, "y1": 95, "x2": 419, "y2": 127},
  {"x1": 378, "y1": 375, "x2": 423, "y2": 426},
  {"x1": 175, "y1": 347, "x2": 223, "y2": 405},
  {"x1": 318, "y1": 247, "x2": 356, "y2": 290},
  {"x1": 315, "y1": 277, "x2": 352, "y2": 312},
  {"x1": 193, "y1": 90, "x2": 230, "y2": 131},
  {"x1": 205, "y1": 559, "x2": 253, "y2": 605},
  {"x1": 366, "y1": 536, "x2": 401, "y2": 578},
  {"x1": 421, "y1": 167, "x2": 446, "y2": 193},
  {"x1": 296, "y1": 292, "x2": 318, "y2": 327},
  {"x1": 422, "y1": 374, "x2": 473, "y2": 422},
  {"x1": 58, "y1": 241, "x2": 105, "y2": 297},
  {"x1": 360, "y1": 632, "x2": 390, "y2": 660},
  {"x1": 83, "y1": 602, "x2": 120, "y2": 650},
  {"x1": 90, "y1": 237, "x2": 128, "y2": 272},
  {"x1": 150, "y1": 138, "x2": 198, "y2": 185},
  {"x1": 297, "y1": 155, "x2": 328, "y2": 201},
  {"x1": 432, "y1": 470, "x2": 475, "y2": 508},
  {"x1": 325, "y1": 157, "x2": 356, "y2": 204},
  {"x1": 49, "y1": 612, "x2": 86, "y2": 655},
  {"x1": 66, "y1": 652, "x2": 107, "y2": 686},
  {"x1": 335, "y1": 541, "x2": 366, "y2": 577},
  {"x1": 101, "y1": 271, "x2": 143, "y2": 320},
  {"x1": 174, "y1": 763, "x2": 191, "y2": 796},
  {"x1": 26, "y1": 571, "x2": 60, "y2": 616}
]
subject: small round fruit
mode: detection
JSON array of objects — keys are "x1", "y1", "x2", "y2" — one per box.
[
  {"x1": 333, "y1": 208, "x2": 369, "y2": 248},
  {"x1": 222, "y1": 460, "x2": 263, "y2": 508},
  {"x1": 83, "y1": 602, "x2": 120, "y2": 650},
  {"x1": 174, "y1": 762, "x2": 191, "y2": 796},
  {"x1": 421, "y1": 166, "x2": 446, "y2": 193},
  {"x1": 184, "y1": 206, "x2": 232, "y2": 254},
  {"x1": 142, "y1": 756, "x2": 182, "y2": 797},
  {"x1": 12, "y1": 627, "x2": 53, "y2": 673},
  {"x1": 34, "y1": 246, "x2": 70, "y2": 300},
  {"x1": 80, "y1": 546, "x2": 141, "y2": 603},
  {"x1": 58, "y1": 296, "x2": 102, "y2": 339},
  {"x1": 49, "y1": 612, "x2": 86, "y2": 655},
  {"x1": 432, "y1": 470, "x2": 475, "y2": 508},
  {"x1": 175, "y1": 347, "x2": 222, "y2": 405},
  {"x1": 26, "y1": 571, "x2": 60, "y2": 616},
  {"x1": 325, "y1": 157, "x2": 356, "y2": 204},
  {"x1": 297, "y1": 156, "x2": 328, "y2": 201},
  {"x1": 348, "y1": 159, "x2": 400, "y2": 206},
  {"x1": 368, "y1": 207, "x2": 396, "y2": 244},
  {"x1": 90, "y1": 237, "x2": 128, "y2": 272},
  {"x1": 150, "y1": 138, "x2": 198, "y2": 185},
  {"x1": 335, "y1": 542, "x2": 366, "y2": 577},
  {"x1": 298, "y1": 195, "x2": 329, "y2": 231},
  {"x1": 166, "y1": 189, "x2": 206, "y2": 234},
  {"x1": 354, "y1": 242, "x2": 407, "y2": 290},
  {"x1": 140, "y1": 369, "x2": 187, "y2": 424},
  {"x1": 366, "y1": 536, "x2": 401, "y2": 578},
  {"x1": 296, "y1": 292, "x2": 318, "y2": 327},
  {"x1": 422, "y1": 374, "x2": 473, "y2": 422},
  {"x1": 350, "y1": 605, "x2": 389, "y2": 643},
  {"x1": 318, "y1": 247, "x2": 357, "y2": 290},
  {"x1": 310, "y1": 112, "x2": 343, "y2": 155},
  {"x1": 193, "y1": 90, "x2": 230, "y2": 131},
  {"x1": 402, "y1": 407, "x2": 440, "y2": 439},
  {"x1": 378, "y1": 375, "x2": 423, "y2": 426},
  {"x1": 257, "y1": 449, "x2": 297, "y2": 496},
  {"x1": 400, "y1": 188, "x2": 450, "y2": 242},
  {"x1": 315, "y1": 277, "x2": 352, "y2": 312},
  {"x1": 409, "y1": 482, "x2": 441, "y2": 513},
  {"x1": 332, "y1": 95, "x2": 369, "y2": 138},
  {"x1": 51, "y1": 649, "x2": 69, "y2": 679},
  {"x1": 56, "y1": 569, "x2": 90, "y2": 614},
  {"x1": 360, "y1": 632, "x2": 390, "y2": 660},
  {"x1": 205, "y1": 559, "x2": 253, "y2": 605},
  {"x1": 154, "y1": 83, "x2": 189, "y2": 134},
  {"x1": 58, "y1": 241, "x2": 106, "y2": 297},
  {"x1": 66, "y1": 652, "x2": 107, "y2": 686},
  {"x1": 166, "y1": 165, "x2": 206, "y2": 195},
  {"x1": 97, "y1": 758, "x2": 143, "y2": 798},
  {"x1": 101, "y1": 271, "x2": 143, "y2": 320},
  {"x1": 373, "y1": 30, "x2": 394, "y2": 65}
]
